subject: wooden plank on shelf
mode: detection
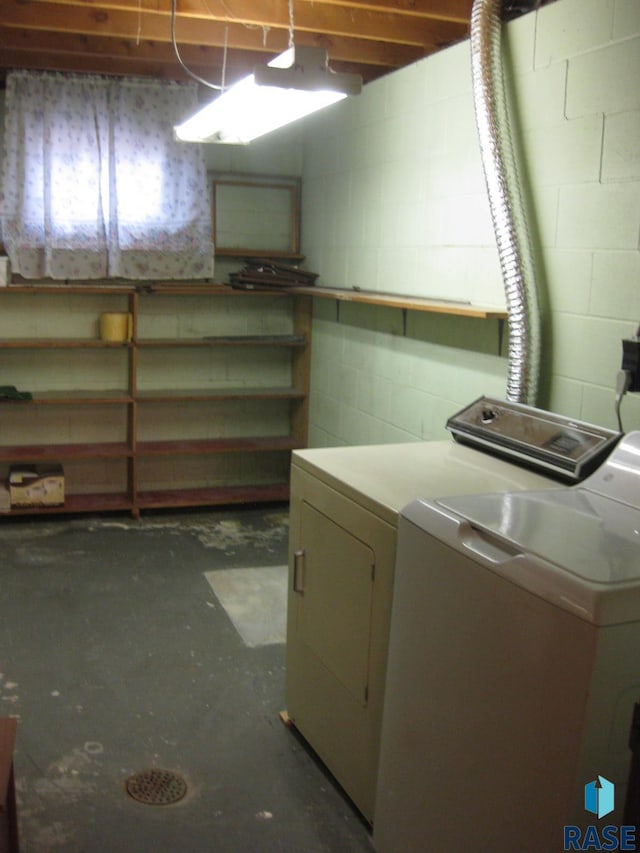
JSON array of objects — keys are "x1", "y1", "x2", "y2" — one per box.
[
  {"x1": 0, "y1": 442, "x2": 132, "y2": 461},
  {"x1": 2, "y1": 281, "x2": 299, "y2": 297},
  {"x1": 0, "y1": 339, "x2": 131, "y2": 349},
  {"x1": 137, "y1": 436, "x2": 299, "y2": 456},
  {"x1": 215, "y1": 249, "x2": 305, "y2": 260},
  {"x1": 290, "y1": 286, "x2": 508, "y2": 319},
  {"x1": 141, "y1": 283, "x2": 290, "y2": 296},
  {"x1": 136, "y1": 387, "x2": 306, "y2": 402},
  {"x1": 136, "y1": 482, "x2": 290, "y2": 509},
  {"x1": 25, "y1": 390, "x2": 132, "y2": 404},
  {"x1": 3, "y1": 492, "x2": 133, "y2": 515},
  {"x1": 5, "y1": 282, "x2": 134, "y2": 294},
  {"x1": 137, "y1": 335, "x2": 306, "y2": 348}
]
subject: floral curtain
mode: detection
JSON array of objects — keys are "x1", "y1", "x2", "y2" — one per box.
[{"x1": 0, "y1": 71, "x2": 214, "y2": 280}]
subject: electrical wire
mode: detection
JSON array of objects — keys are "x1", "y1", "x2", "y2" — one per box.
[
  {"x1": 288, "y1": 0, "x2": 295, "y2": 49},
  {"x1": 136, "y1": 0, "x2": 143, "y2": 46},
  {"x1": 614, "y1": 369, "x2": 631, "y2": 433},
  {"x1": 171, "y1": 0, "x2": 224, "y2": 90},
  {"x1": 221, "y1": 25, "x2": 228, "y2": 93}
]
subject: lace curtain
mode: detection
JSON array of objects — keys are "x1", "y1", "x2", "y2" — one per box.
[{"x1": 0, "y1": 71, "x2": 214, "y2": 280}]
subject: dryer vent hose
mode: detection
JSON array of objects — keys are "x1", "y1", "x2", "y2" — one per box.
[{"x1": 470, "y1": 0, "x2": 541, "y2": 404}]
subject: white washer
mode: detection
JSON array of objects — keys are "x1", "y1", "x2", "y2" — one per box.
[{"x1": 374, "y1": 431, "x2": 640, "y2": 853}]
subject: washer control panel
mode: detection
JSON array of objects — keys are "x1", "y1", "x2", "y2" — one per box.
[{"x1": 447, "y1": 396, "x2": 621, "y2": 481}]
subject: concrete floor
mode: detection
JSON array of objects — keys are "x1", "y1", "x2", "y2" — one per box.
[{"x1": 0, "y1": 506, "x2": 374, "y2": 853}]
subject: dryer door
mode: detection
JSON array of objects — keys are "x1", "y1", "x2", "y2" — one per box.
[{"x1": 296, "y1": 500, "x2": 374, "y2": 707}]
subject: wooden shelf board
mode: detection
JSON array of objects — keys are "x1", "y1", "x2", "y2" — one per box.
[
  {"x1": 0, "y1": 442, "x2": 132, "y2": 461},
  {"x1": 0, "y1": 339, "x2": 131, "y2": 349},
  {"x1": 215, "y1": 249, "x2": 305, "y2": 260},
  {"x1": 290, "y1": 286, "x2": 508, "y2": 319},
  {"x1": 137, "y1": 387, "x2": 306, "y2": 402},
  {"x1": 140, "y1": 283, "x2": 291, "y2": 296},
  {"x1": 2, "y1": 492, "x2": 132, "y2": 515},
  {"x1": 136, "y1": 482, "x2": 290, "y2": 509},
  {"x1": 137, "y1": 436, "x2": 299, "y2": 456},
  {"x1": 6, "y1": 282, "x2": 134, "y2": 294},
  {"x1": 137, "y1": 335, "x2": 305, "y2": 348},
  {"x1": 11, "y1": 390, "x2": 132, "y2": 405},
  {"x1": 4, "y1": 281, "x2": 294, "y2": 297}
]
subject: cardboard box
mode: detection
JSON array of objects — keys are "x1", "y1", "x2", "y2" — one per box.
[{"x1": 9, "y1": 464, "x2": 65, "y2": 507}]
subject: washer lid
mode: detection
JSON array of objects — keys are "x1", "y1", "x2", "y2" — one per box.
[{"x1": 436, "y1": 487, "x2": 640, "y2": 587}]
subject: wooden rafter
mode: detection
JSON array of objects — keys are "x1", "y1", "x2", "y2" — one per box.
[{"x1": 0, "y1": 0, "x2": 473, "y2": 85}]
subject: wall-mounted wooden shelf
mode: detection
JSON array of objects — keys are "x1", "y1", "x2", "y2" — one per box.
[{"x1": 291, "y1": 285, "x2": 508, "y2": 320}]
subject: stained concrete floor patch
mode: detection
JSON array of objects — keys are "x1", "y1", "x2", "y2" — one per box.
[{"x1": 205, "y1": 566, "x2": 288, "y2": 647}]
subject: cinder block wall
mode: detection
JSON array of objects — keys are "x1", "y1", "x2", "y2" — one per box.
[{"x1": 300, "y1": 0, "x2": 640, "y2": 447}]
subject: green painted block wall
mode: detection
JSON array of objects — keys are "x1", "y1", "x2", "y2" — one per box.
[{"x1": 299, "y1": 0, "x2": 640, "y2": 447}]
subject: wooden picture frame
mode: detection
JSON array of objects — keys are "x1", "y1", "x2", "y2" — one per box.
[{"x1": 212, "y1": 173, "x2": 302, "y2": 258}]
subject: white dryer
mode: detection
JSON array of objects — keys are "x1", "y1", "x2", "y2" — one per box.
[{"x1": 374, "y1": 431, "x2": 640, "y2": 853}]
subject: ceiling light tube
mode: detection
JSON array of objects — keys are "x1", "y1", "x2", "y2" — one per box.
[{"x1": 174, "y1": 46, "x2": 362, "y2": 144}]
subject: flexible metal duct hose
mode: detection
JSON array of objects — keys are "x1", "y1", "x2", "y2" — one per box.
[{"x1": 470, "y1": 0, "x2": 541, "y2": 404}]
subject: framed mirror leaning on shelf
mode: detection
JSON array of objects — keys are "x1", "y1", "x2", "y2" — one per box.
[{"x1": 211, "y1": 173, "x2": 302, "y2": 259}]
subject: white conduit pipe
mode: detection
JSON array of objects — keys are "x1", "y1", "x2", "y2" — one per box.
[{"x1": 470, "y1": 0, "x2": 541, "y2": 404}]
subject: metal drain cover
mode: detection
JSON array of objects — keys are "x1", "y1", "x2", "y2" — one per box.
[{"x1": 125, "y1": 768, "x2": 187, "y2": 806}]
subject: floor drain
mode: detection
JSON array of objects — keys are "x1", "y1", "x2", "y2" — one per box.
[{"x1": 125, "y1": 768, "x2": 188, "y2": 806}]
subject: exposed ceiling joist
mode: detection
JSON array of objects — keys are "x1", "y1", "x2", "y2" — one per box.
[{"x1": 0, "y1": 0, "x2": 473, "y2": 86}]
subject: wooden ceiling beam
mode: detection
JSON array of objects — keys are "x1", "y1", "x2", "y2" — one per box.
[
  {"x1": 0, "y1": 28, "x2": 255, "y2": 75},
  {"x1": 0, "y1": 47, "x2": 202, "y2": 81},
  {"x1": 0, "y1": 0, "x2": 474, "y2": 85},
  {"x1": 0, "y1": 1, "x2": 427, "y2": 68},
  {"x1": 17, "y1": 0, "x2": 468, "y2": 49},
  {"x1": 0, "y1": 27, "x2": 385, "y2": 84},
  {"x1": 304, "y1": 0, "x2": 473, "y2": 23}
]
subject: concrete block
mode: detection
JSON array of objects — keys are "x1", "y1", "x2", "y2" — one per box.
[
  {"x1": 550, "y1": 312, "x2": 630, "y2": 385},
  {"x1": 590, "y1": 250, "x2": 640, "y2": 319},
  {"x1": 557, "y1": 184, "x2": 640, "y2": 249},
  {"x1": 507, "y1": 63, "x2": 568, "y2": 131},
  {"x1": 310, "y1": 392, "x2": 343, "y2": 439},
  {"x1": 389, "y1": 383, "x2": 432, "y2": 437},
  {"x1": 526, "y1": 185, "x2": 560, "y2": 249},
  {"x1": 426, "y1": 39, "x2": 473, "y2": 102},
  {"x1": 544, "y1": 249, "x2": 593, "y2": 315},
  {"x1": 345, "y1": 248, "x2": 379, "y2": 291},
  {"x1": 535, "y1": 0, "x2": 615, "y2": 67},
  {"x1": 523, "y1": 115, "x2": 603, "y2": 186},
  {"x1": 613, "y1": 0, "x2": 640, "y2": 40},
  {"x1": 581, "y1": 382, "x2": 640, "y2": 431},
  {"x1": 437, "y1": 193, "x2": 495, "y2": 247},
  {"x1": 356, "y1": 373, "x2": 392, "y2": 420},
  {"x1": 377, "y1": 247, "x2": 419, "y2": 293},
  {"x1": 566, "y1": 38, "x2": 640, "y2": 118},
  {"x1": 342, "y1": 405, "x2": 378, "y2": 445},
  {"x1": 547, "y1": 375, "x2": 585, "y2": 418},
  {"x1": 602, "y1": 110, "x2": 640, "y2": 181},
  {"x1": 503, "y1": 7, "x2": 537, "y2": 76}
]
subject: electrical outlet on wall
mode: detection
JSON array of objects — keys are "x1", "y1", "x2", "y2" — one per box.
[{"x1": 622, "y1": 328, "x2": 640, "y2": 393}]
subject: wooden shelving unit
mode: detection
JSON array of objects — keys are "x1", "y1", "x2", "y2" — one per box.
[{"x1": 0, "y1": 283, "x2": 311, "y2": 518}]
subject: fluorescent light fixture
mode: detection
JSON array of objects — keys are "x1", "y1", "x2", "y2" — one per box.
[{"x1": 174, "y1": 46, "x2": 362, "y2": 144}]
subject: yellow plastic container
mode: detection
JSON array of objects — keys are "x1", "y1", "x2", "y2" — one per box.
[{"x1": 99, "y1": 312, "x2": 132, "y2": 342}]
